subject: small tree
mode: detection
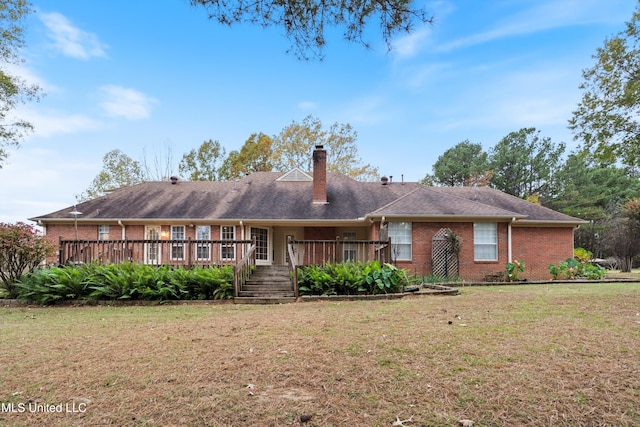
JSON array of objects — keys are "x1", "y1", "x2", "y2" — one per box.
[
  {"x1": 430, "y1": 140, "x2": 489, "y2": 187},
  {"x1": 0, "y1": 222, "x2": 55, "y2": 297},
  {"x1": 178, "y1": 139, "x2": 227, "y2": 181},
  {"x1": 78, "y1": 149, "x2": 146, "y2": 201}
]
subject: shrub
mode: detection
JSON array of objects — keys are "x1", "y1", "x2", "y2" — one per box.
[
  {"x1": 583, "y1": 264, "x2": 607, "y2": 280},
  {"x1": 16, "y1": 265, "x2": 92, "y2": 304},
  {"x1": 547, "y1": 257, "x2": 606, "y2": 280},
  {"x1": 16, "y1": 263, "x2": 235, "y2": 303},
  {"x1": 0, "y1": 222, "x2": 55, "y2": 298},
  {"x1": 574, "y1": 247, "x2": 592, "y2": 264},
  {"x1": 298, "y1": 261, "x2": 409, "y2": 296},
  {"x1": 506, "y1": 260, "x2": 525, "y2": 281}
]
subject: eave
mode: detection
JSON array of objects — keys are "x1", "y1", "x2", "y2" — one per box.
[
  {"x1": 512, "y1": 219, "x2": 589, "y2": 227},
  {"x1": 364, "y1": 213, "x2": 527, "y2": 222}
]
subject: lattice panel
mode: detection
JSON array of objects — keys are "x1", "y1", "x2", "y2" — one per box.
[{"x1": 432, "y1": 228, "x2": 459, "y2": 279}]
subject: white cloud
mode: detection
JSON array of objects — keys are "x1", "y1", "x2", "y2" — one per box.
[
  {"x1": 437, "y1": 0, "x2": 630, "y2": 53},
  {"x1": 392, "y1": 27, "x2": 432, "y2": 59},
  {"x1": 99, "y1": 85, "x2": 157, "y2": 120},
  {"x1": 390, "y1": 0, "x2": 454, "y2": 59},
  {"x1": 297, "y1": 100, "x2": 317, "y2": 110},
  {"x1": 40, "y1": 12, "x2": 108, "y2": 60},
  {"x1": 17, "y1": 107, "x2": 102, "y2": 138}
]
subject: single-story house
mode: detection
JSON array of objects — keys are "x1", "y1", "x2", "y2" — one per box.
[{"x1": 30, "y1": 145, "x2": 585, "y2": 284}]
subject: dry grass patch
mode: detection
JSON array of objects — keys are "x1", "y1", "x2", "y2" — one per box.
[{"x1": 1, "y1": 283, "x2": 639, "y2": 426}]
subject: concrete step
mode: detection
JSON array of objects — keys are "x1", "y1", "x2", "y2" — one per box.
[
  {"x1": 243, "y1": 283, "x2": 293, "y2": 289},
  {"x1": 238, "y1": 292, "x2": 295, "y2": 298},
  {"x1": 245, "y1": 277, "x2": 292, "y2": 286},
  {"x1": 234, "y1": 296, "x2": 296, "y2": 304},
  {"x1": 237, "y1": 266, "x2": 296, "y2": 300}
]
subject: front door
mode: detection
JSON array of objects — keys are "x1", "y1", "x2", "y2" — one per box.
[
  {"x1": 144, "y1": 226, "x2": 161, "y2": 265},
  {"x1": 251, "y1": 227, "x2": 270, "y2": 265}
]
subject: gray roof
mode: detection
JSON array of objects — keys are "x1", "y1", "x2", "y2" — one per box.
[
  {"x1": 431, "y1": 187, "x2": 586, "y2": 224},
  {"x1": 30, "y1": 172, "x2": 585, "y2": 225}
]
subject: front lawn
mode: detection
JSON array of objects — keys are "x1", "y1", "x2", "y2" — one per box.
[{"x1": 1, "y1": 283, "x2": 638, "y2": 426}]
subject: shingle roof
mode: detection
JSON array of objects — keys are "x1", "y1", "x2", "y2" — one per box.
[
  {"x1": 430, "y1": 187, "x2": 586, "y2": 224},
  {"x1": 30, "y1": 172, "x2": 585, "y2": 225},
  {"x1": 371, "y1": 186, "x2": 524, "y2": 218}
]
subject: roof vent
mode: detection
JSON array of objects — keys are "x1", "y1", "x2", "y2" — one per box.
[
  {"x1": 381, "y1": 176, "x2": 389, "y2": 185},
  {"x1": 170, "y1": 176, "x2": 178, "y2": 185}
]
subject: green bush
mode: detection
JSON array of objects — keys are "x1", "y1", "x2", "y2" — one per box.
[
  {"x1": 298, "y1": 261, "x2": 408, "y2": 296},
  {"x1": 16, "y1": 263, "x2": 234, "y2": 303},
  {"x1": 548, "y1": 256, "x2": 606, "y2": 280},
  {"x1": 506, "y1": 260, "x2": 525, "y2": 281}
]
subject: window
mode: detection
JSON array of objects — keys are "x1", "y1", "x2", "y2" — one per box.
[
  {"x1": 388, "y1": 222, "x2": 412, "y2": 260},
  {"x1": 98, "y1": 225, "x2": 110, "y2": 240},
  {"x1": 474, "y1": 223, "x2": 498, "y2": 261},
  {"x1": 343, "y1": 231, "x2": 357, "y2": 261},
  {"x1": 221, "y1": 226, "x2": 235, "y2": 260},
  {"x1": 171, "y1": 226, "x2": 185, "y2": 260},
  {"x1": 196, "y1": 226, "x2": 211, "y2": 261}
]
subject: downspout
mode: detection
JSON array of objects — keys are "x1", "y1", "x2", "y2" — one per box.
[
  {"x1": 118, "y1": 220, "x2": 125, "y2": 239},
  {"x1": 508, "y1": 217, "x2": 515, "y2": 263}
]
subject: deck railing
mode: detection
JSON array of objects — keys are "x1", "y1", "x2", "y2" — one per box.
[
  {"x1": 58, "y1": 239, "x2": 253, "y2": 268},
  {"x1": 234, "y1": 241, "x2": 256, "y2": 298},
  {"x1": 288, "y1": 239, "x2": 392, "y2": 267}
]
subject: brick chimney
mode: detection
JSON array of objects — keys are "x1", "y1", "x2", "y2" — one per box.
[{"x1": 312, "y1": 145, "x2": 328, "y2": 204}]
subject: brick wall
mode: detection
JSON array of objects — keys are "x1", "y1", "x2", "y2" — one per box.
[
  {"x1": 511, "y1": 226, "x2": 575, "y2": 280},
  {"x1": 392, "y1": 221, "x2": 575, "y2": 281},
  {"x1": 45, "y1": 221, "x2": 576, "y2": 280}
]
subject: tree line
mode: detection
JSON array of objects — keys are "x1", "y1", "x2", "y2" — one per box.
[{"x1": 78, "y1": 115, "x2": 379, "y2": 200}]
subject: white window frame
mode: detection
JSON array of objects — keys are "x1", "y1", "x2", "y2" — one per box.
[
  {"x1": 98, "y1": 225, "x2": 110, "y2": 241},
  {"x1": 474, "y1": 222, "x2": 498, "y2": 261},
  {"x1": 171, "y1": 225, "x2": 185, "y2": 261},
  {"x1": 388, "y1": 222, "x2": 412, "y2": 261},
  {"x1": 221, "y1": 226, "x2": 236, "y2": 261},
  {"x1": 343, "y1": 231, "x2": 357, "y2": 262},
  {"x1": 196, "y1": 226, "x2": 211, "y2": 261}
]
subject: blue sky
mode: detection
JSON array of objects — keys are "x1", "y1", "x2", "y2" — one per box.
[{"x1": 0, "y1": 0, "x2": 637, "y2": 223}]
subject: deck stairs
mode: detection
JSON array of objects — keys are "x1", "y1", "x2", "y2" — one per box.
[{"x1": 235, "y1": 266, "x2": 296, "y2": 304}]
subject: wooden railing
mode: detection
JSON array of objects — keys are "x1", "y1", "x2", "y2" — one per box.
[
  {"x1": 288, "y1": 239, "x2": 392, "y2": 267},
  {"x1": 58, "y1": 239, "x2": 253, "y2": 268},
  {"x1": 234, "y1": 241, "x2": 256, "y2": 298}
]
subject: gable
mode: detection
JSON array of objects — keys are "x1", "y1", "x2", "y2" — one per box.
[{"x1": 276, "y1": 168, "x2": 312, "y2": 182}]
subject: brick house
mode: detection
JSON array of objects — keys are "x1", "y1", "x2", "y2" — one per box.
[{"x1": 30, "y1": 145, "x2": 584, "y2": 282}]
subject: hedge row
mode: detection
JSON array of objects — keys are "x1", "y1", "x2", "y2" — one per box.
[{"x1": 14, "y1": 263, "x2": 234, "y2": 304}]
